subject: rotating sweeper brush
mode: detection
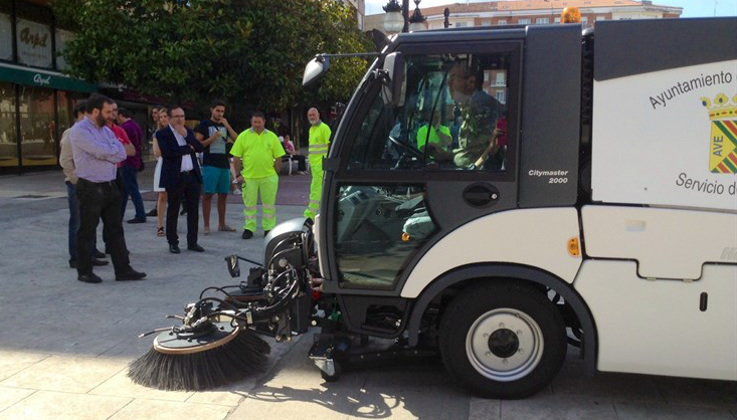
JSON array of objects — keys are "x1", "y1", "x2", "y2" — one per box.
[{"x1": 129, "y1": 220, "x2": 315, "y2": 391}]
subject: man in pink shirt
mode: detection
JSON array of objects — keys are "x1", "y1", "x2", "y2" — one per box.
[
  {"x1": 106, "y1": 102, "x2": 135, "y2": 164},
  {"x1": 104, "y1": 101, "x2": 135, "y2": 254}
]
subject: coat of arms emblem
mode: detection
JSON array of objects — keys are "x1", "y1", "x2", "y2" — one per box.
[{"x1": 702, "y1": 94, "x2": 737, "y2": 174}]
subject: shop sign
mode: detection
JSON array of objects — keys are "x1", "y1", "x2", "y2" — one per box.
[
  {"x1": 32, "y1": 73, "x2": 51, "y2": 86},
  {"x1": 0, "y1": 13, "x2": 12, "y2": 61},
  {"x1": 16, "y1": 18, "x2": 52, "y2": 68},
  {"x1": 0, "y1": 64, "x2": 96, "y2": 93}
]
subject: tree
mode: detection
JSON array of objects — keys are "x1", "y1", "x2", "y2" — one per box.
[{"x1": 51, "y1": 0, "x2": 373, "y2": 114}]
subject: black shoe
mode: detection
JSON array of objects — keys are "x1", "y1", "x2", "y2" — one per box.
[
  {"x1": 78, "y1": 273, "x2": 102, "y2": 283},
  {"x1": 180, "y1": 208, "x2": 187, "y2": 215},
  {"x1": 264, "y1": 230, "x2": 270, "y2": 237},
  {"x1": 116, "y1": 269, "x2": 147, "y2": 281},
  {"x1": 93, "y1": 250, "x2": 106, "y2": 259},
  {"x1": 127, "y1": 217, "x2": 146, "y2": 224},
  {"x1": 92, "y1": 258, "x2": 109, "y2": 266},
  {"x1": 242, "y1": 229, "x2": 253, "y2": 239},
  {"x1": 169, "y1": 244, "x2": 181, "y2": 254},
  {"x1": 146, "y1": 208, "x2": 157, "y2": 217},
  {"x1": 187, "y1": 243, "x2": 205, "y2": 252}
]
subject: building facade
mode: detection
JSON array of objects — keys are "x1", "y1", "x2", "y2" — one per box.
[
  {"x1": 364, "y1": 0, "x2": 682, "y2": 33},
  {"x1": 0, "y1": 0, "x2": 97, "y2": 173},
  {"x1": 343, "y1": 0, "x2": 367, "y2": 30}
]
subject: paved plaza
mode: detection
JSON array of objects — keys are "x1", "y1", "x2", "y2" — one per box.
[{"x1": 0, "y1": 167, "x2": 735, "y2": 419}]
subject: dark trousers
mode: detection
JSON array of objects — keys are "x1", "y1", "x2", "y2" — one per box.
[
  {"x1": 76, "y1": 178, "x2": 131, "y2": 275},
  {"x1": 66, "y1": 181, "x2": 99, "y2": 262},
  {"x1": 120, "y1": 164, "x2": 146, "y2": 219},
  {"x1": 292, "y1": 154, "x2": 307, "y2": 171},
  {"x1": 166, "y1": 171, "x2": 200, "y2": 246}
]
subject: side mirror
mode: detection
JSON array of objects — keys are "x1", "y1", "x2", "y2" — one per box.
[
  {"x1": 224, "y1": 255, "x2": 241, "y2": 278},
  {"x1": 302, "y1": 55, "x2": 330, "y2": 87},
  {"x1": 381, "y1": 52, "x2": 405, "y2": 107}
]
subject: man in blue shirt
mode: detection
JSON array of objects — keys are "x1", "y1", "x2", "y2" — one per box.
[
  {"x1": 195, "y1": 100, "x2": 238, "y2": 234},
  {"x1": 69, "y1": 94, "x2": 146, "y2": 284}
]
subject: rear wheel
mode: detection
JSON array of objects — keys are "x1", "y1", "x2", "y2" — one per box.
[{"x1": 439, "y1": 282, "x2": 566, "y2": 398}]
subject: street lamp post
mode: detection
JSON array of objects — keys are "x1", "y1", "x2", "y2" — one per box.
[
  {"x1": 408, "y1": 0, "x2": 426, "y2": 32},
  {"x1": 384, "y1": 0, "x2": 423, "y2": 33},
  {"x1": 382, "y1": 0, "x2": 404, "y2": 33}
]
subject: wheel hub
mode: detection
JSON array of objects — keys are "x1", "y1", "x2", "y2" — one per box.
[
  {"x1": 465, "y1": 308, "x2": 544, "y2": 382},
  {"x1": 488, "y1": 328, "x2": 519, "y2": 358}
]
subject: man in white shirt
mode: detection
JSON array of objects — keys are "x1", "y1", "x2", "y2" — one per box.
[{"x1": 154, "y1": 107, "x2": 205, "y2": 254}]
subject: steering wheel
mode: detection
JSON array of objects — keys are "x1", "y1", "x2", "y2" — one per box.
[{"x1": 388, "y1": 135, "x2": 424, "y2": 161}]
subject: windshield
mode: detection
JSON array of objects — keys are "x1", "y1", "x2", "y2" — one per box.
[{"x1": 347, "y1": 53, "x2": 509, "y2": 172}]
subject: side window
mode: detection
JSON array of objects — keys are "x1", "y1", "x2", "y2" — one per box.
[
  {"x1": 334, "y1": 184, "x2": 437, "y2": 289},
  {"x1": 347, "y1": 53, "x2": 511, "y2": 172}
]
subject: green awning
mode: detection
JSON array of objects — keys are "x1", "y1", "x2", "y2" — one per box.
[{"x1": 0, "y1": 63, "x2": 97, "y2": 93}]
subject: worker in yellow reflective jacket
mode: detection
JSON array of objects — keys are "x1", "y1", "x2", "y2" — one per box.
[
  {"x1": 304, "y1": 107, "x2": 331, "y2": 220},
  {"x1": 230, "y1": 112, "x2": 285, "y2": 239}
]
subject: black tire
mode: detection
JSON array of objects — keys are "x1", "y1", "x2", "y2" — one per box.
[
  {"x1": 320, "y1": 360, "x2": 341, "y2": 383},
  {"x1": 439, "y1": 281, "x2": 566, "y2": 399}
]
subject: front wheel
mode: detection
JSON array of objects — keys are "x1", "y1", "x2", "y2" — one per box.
[{"x1": 439, "y1": 282, "x2": 566, "y2": 399}]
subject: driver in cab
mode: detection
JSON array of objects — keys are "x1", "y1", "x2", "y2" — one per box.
[{"x1": 448, "y1": 58, "x2": 506, "y2": 170}]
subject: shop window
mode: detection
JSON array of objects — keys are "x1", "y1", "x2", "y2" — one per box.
[
  {"x1": 57, "y1": 90, "x2": 77, "y2": 135},
  {"x1": 20, "y1": 85, "x2": 56, "y2": 166},
  {"x1": 0, "y1": 82, "x2": 18, "y2": 167}
]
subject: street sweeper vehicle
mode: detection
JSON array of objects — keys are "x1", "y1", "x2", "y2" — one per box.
[{"x1": 129, "y1": 17, "x2": 737, "y2": 399}]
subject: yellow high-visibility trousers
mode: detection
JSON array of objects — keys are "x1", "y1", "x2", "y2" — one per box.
[
  {"x1": 242, "y1": 174, "x2": 279, "y2": 232},
  {"x1": 304, "y1": 160, "x2": 323, "y2": 220}
]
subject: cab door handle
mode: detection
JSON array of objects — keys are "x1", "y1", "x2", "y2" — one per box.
[{"x1": 463, "y1": 184, "x2": 499, "y2": 207}]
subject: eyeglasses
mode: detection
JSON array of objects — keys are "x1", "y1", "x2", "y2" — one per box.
[{"x1": 170, "y1": 114, "x2": 185, "y2": 118}]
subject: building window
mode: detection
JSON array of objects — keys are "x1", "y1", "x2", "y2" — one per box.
[
  {"x1": 0, "y1": 82, "x2": 18, "y2": 167},
  {"x1": 555, "y1": 17, "x2": 561, "y2": 23},
  {"x1": 55, "y1": 29, "x2": 75, "y2": 71},
  {"x1": 0, "y1": 13, "x2": 12, "y2": 61},
  {"x1": 536, "y1": 17, "x2": 549, "y2": 24},
  {"x1": 496, "y1": 90, "x2": 506, "y2": 104},
  {"x1": 497, "y1": 19, "x2": 507, "y2": 25},
  {"x1": 456, "y1": 22, "x2": 468, "y2": 27},
  {"x1": 596, "y1": 15, "x2": 606, "y2": 21},
  {"x1": 518, "y1": 18, "x2": 531, "y2": 24}
]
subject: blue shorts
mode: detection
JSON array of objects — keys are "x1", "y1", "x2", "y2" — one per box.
[{"x1": 202, "y1": 166, "x2": 231, "y2": 194}]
